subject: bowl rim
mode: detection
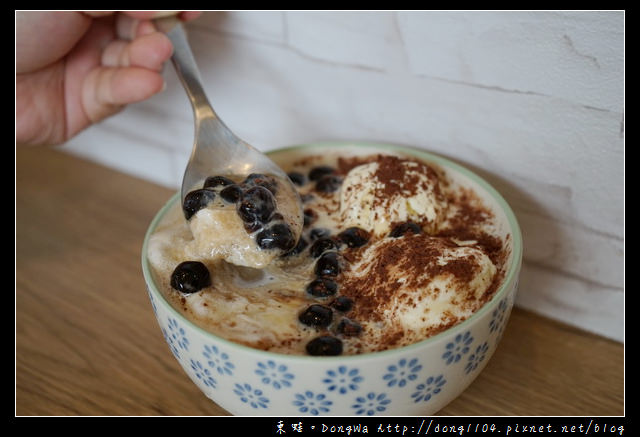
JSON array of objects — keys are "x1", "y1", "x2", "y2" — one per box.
[{"x1": 141, "y1": 140, "x2": 523, "y2": 362}]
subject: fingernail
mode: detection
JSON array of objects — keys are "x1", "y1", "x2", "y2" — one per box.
[{"x1": 152, "y1": 11, "x2": 180, "y2": 18}]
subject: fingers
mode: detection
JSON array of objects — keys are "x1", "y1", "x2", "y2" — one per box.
[
  {"x1": 122, "y1": 11, "x2": 181, "y2": 20},
  {"x1": 81, "y1": 66, "x2": 165, "y2": 123},
  {"x1": 82, "y1": 13, "x2": 173, "y2": 124},
  {"x1": 69, "y1": 11, "x2": 199, "y2": 133},
  {"x1": 121, "y1": 11, "x2": 202, "y2": 21},
  {"x1": 82, "y1": 11, "x2": 114, "y2": 18},
  {"x1": 82, "y1": 11, "x2": 202, "y2": 22},
  {"x1": 179, "y1": 11, "x2": 202, "y2": 21},
  {"x1": 16, "y1": 11, "x2": 92, "y2": 73},
  {"x1": 82, "y1": 11, "x2": 182, "y2": 20},
  {"x1": 101, "y1": 31, "x2": 172, "y2": 71}
]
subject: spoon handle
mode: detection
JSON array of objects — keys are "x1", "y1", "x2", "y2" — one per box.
[{"x1": 155, "y1": 16, "x2": 216, "y2": 120}]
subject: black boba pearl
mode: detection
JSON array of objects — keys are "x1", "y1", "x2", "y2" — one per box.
[
  {"x1": 243, "y1": 173, "x2": 278, "y2": 195},
  {"x1": 170, "y1": 261, "x2": 211, "y2": 294},
  {"x1": 219, "y1": 184, "x2": 243, "y2": 203},
  {"x1": 309, "y1": 228, "x2": 330, "y2": 241},
  {"x1": 300, "y1": 193, "x2": 315, "y2": 203},
  {"x1": 336, "y1": 318, "x2": 362, "y2": 337},
  {"x1": 298, "y1": 304, "x2": 333, "y2": 328},
  {"x1": 315, "y1": 175, "x2": 343, "y2": 193},
  {"x1": 308, "y1": 166, "x2": 335, "y2": 181},
  {"x1": 314, "y1": 252, "x2": 341, "y2": 277},
  {"x1": 244, "y1": 221, "x2": 263, "y2": 233},
  {"x1": 287, "y1": 171, "x2": 306, "y2": 186},
  {"x1": 256, "y1": 223, "x2": 296, "y2": 251},
  {"x1": 331, "y1": 296, "x2": 354, "y2": 313},
  {"x1": 282, "y1": 236, "x2": 309, "y2": 257},
  {"x1": 237, "y1": 186, "x2": 276, "y2": 224},
  {"x1": 306, "y1": 336, "x2": 343, "y2": 356},
  {"x1": 306, "y1": 278, "x2": 338, "y2": 298},
  {"x1": 389, "y1": 222, "x2": 422, "y2": 238},
  {"x1": 309, "y1": 237, "x2": 338, "y2": 258},
  {"x1": 203, "y1": 175, "x2": 235, "y2": 189},
  {"x1": 183, "y1": 189, "x2": 216, "y2": 220},
  {"x1": 303, "y1": 209, "x2": 317, "y2": 227},
  {"x1": 338, "y1": 227, "x2": 370, "y2": 248}
]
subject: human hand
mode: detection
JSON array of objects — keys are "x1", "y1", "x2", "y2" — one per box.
[{"x1": 16, "y1": 11, "x2": 201, "y2": 146}]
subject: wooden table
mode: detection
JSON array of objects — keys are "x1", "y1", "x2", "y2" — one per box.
[{"x1": 16, "y1": 147, "x2": 624, "y2": 416}]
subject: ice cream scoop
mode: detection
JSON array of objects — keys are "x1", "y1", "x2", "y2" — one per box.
[{"x1": 339, "y1": 156, "x2": 446, "y2": 236}]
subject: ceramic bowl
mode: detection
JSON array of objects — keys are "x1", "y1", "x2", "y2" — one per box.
[{"x1": 141, "y1": 141, "x2": 522, "y2": 416}]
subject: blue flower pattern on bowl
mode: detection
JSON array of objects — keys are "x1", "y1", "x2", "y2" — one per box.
[
  {"x1": 157, "y1": 313, "x2": 494, "y2": 412},
  {"x1": 442, "y1": 330, "x2": 473, "y2": 365},
  {"x1": 383, "y1": 358, "x2": 423, "y2": 387},
  {"x1": 411, "y1": 374, "x2": 446, "y2": 403},
  {"x1": 352, "y1": 392, "x2": 391, "y2": 416},
  {"x1": 203, "y1": 344, "x2": 234, "y2": 376},
  {"x1": 292, "y1": 391, "x2": 332, "y2": 415},
  {"x1": 465, "y1": 341, "x2": 490, "y2": 374},
  {"x1": 489, "y1": 298, "x2": 508, "y2": 335},
  {"x1": 255, "y1": 360, "x2": 294, "y2": 389},
  {"x1": 189, "y1": 359, "x2": 217, "y2": 389},
  {"x1": 323, "y1": 366, "x2": 364, "y2": 394},
  {"x1": 162, "y1": 317, "x2": 189, "y2": 359},
  {"x1": 233, "y1": 383, "x2": 269, "y2": 409},
  {"x1": 147, "y1": 290, "x2": 158, "y2": 317}
]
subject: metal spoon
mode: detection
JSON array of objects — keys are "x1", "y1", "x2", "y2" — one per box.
[{"x1": 155, "y1": 17, "x2": 303, "y2": 238}]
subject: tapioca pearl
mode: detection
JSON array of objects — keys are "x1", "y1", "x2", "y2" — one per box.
[
  {"x1": 287, "y1": 171, "x2": 306, "y2": 187},
  {"x1": 300, "y1": 193, "x2": 315, "y2": 203},
  {"x1": 298, "y1": 304, "x2": 333, "y2": 328},
  {"x1": 203, "y1": 175, "x2": 235, "y2": 189},
  {"x1": 388, "y1": 222, "x2": 422, "y2": 238},
  {"x1": 256, "y1": 223, "x2": 296, "y2": 251},
  {"x1": 306, "y1": 278, "x2": 338, "y2": 298},
  {"x1": 246, "y1": 222, "x2": 265, "y2": 235},
  {"x1": 219, "y1": 184, "x2": 243, "y2": 203},
  {"x1": 303, "y1": 209, "x2": 317, "y2": 227},
  {"x1": 315, "y1": 175, "x2": 342, "y2": 193},
  {"x1": 305, "y1": 335, "x2": 343, "y2": 356},
  {"x1": 282, "y1": 236, "x2": 309, "y2": 257},
  {"x1": 314, "y1": 251, "x2": 341, "y2": 277},
  {"x1": 336, "y1": 318, "x2": 362, "y2": 337},
  {"x1": 308, "y1": 166, "x2": 335, "y2": 181},
  {"x1": 309, "y1": 228, "x2": 331, "y2": 241},
  {"x1": 237, "y1": 186, "x2": 276, "y2": 224},
  {"x1": 183, "y1": 189, "x2": 216, "y2": 220},
  {"x1": 309, "y1": 237, "x2": 338, "y2": 258},
  {"x1": 243, "y1": 173, "x2": 278, "y2": 195},
  {"x1": 331, "y1": 296, "x2": 354, "y2": 313},
  {"x1": 170, "y1": 261, "x2": 211, "y2": 294},
  {"x1": 337, "y1": 227, "x2": 370, "y2": 248}
]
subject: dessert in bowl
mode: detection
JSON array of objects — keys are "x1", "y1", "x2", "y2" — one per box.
[{"x1": 142, "y1": 141, "x2": 522, "y2": 415}]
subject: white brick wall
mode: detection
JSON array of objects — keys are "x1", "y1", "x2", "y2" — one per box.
[{"x1": 61, "y1": 11, "x2": 624, "y2": 341}]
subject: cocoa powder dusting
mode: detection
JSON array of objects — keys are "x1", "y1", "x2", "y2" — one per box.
[
  {"x1": 437, "y1": 187, "x2": 505, "y2": 266},
  {"x1": 337, "y1": 155, "x2": 371, "y2": 175},
  {"x1": 331, "y1": 157, "x2": 508, "y2": 351},
  {"x1": 340, "y1": 234, "x2": 483, "y2": 327},
  {"x1": 338, "y1": 154, "x2": 443, "y2": 210}
]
